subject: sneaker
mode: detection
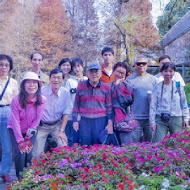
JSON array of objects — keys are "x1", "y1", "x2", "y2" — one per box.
[{"x1": 2, "y1": 174, "x2": 13, "y2": 184}]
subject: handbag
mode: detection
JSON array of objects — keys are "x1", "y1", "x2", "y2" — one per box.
[
  {"x1": 99, "y1": 129, "x2": 119, "y2": 146},
  {"x1": 114, "y1": 116, "x2": 137, "y2": 132}
]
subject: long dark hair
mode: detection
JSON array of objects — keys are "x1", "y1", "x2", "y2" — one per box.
[{"x1": 19, "y1": 80, "x2": 42, "y2": 108}]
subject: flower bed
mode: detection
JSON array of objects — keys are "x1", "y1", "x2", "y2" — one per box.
[{"x1": 8, "y1": 130, "x2": 190, "y2": 190}]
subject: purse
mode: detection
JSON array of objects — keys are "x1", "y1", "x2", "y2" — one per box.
[{"x1": 114, "y1": 116, "x2": 137, "y2": 132}]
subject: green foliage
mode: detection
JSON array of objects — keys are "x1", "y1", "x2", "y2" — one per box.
[
  {"x1": 157, "y1": 0, "x2": 190, "y2": 36},
  {"x1": 184, "y1": 83, "x2": 190, "y2": 106}
]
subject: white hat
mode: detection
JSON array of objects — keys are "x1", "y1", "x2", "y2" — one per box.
[{"x1": 20, "y1": 71, "x2": 42, "y2": 87}]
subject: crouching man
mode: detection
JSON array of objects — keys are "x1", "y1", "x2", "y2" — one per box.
[
  {"x1": 33, "y1": 68, "x2": 72, "y2": 157},
  {"x1": 73, "y1": 63, "x2": 113, "y2": 146}
]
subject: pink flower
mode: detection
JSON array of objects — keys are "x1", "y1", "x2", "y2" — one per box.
[
  {"x1": 154, "y1": 165, "x2": 164, "y2": 173},
  {"x1": 146, "y1": 155, "x2": 152, "y2": 160},
  {"x1": 136, "y1": 157, "x2": 146, "y2": 162}
]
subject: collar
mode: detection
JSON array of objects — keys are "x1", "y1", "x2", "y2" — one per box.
[
  {"x1": 48, "y1": 85, "x2": 61, "y2": 97},
  {"x1": 86, "y1": 79, "x2": 101, "y2": 88}
]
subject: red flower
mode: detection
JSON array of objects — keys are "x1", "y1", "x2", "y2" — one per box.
[
  {"x1": 103, "y1": 177, "x2": 109, "y2": 183},
  {"x1": 41, "y1": 159, "x2": 46, "y2": 164},
  {"x1": 123, "y1": 157, "x2": 129, "y2": 162},
  {"x1": 117, "y1": 183, "x2": 124, "y2": 189}
]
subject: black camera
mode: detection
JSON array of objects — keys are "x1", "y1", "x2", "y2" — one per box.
[{"x1": 161, "y1": 113, "x2": 170, "y2": 121}]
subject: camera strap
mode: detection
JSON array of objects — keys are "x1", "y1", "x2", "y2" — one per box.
[{"x1": 161, "y1": 81, "x2": 173, "y2": 113}]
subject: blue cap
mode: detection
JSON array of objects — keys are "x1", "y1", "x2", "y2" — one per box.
[{"x1": 87, "y1": 62, "x2": 101, "y2": 70}]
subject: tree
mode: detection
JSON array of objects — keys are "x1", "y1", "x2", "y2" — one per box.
[
  {"x1": 63, "y1": 0, "x2": 101, "y2": 65},
  {"x1": 34, "y1": 0, "x2": 71, "y2": 70},
  {"x1": 157, "y1": 0, "x2": 190, "y2": 36},
  {"x1": 0, "y1": 0, "x2": 36, "y2": 79},
  {"x1": 99, "y1": 0, "x2": 159, "y2": 64}
]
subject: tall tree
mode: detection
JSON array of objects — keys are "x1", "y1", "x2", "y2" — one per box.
[
  {"x1": 63, "y1": 0, "x2": 101, "y2": 65},
  {"x1": 157, "y1": 0, "x2": 190, "y2": 36},
  {"x1": 98, "y1": 0, "x2": 159, "y2": 64},
  {"x1": 0, "y1": 0, "x2": 36, "y2": 79},
  {"x1": 34, "y1": 0, "x2": 71, "y2": 70}
]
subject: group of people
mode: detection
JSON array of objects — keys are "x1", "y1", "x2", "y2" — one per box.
[{"x1": 0, "y1": 46, "x2": 189, "y2": 183}]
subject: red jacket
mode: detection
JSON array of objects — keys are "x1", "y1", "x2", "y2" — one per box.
[{"x1": 100, "y1": 65, "x2": 115, "y2": 83}]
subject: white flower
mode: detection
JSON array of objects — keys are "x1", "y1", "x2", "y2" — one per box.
[
  {"x1": 137, "y1": 185, "x2": 145, "y2": 190},
  {"x1": 162, "y1": 178, "x2": 170, "y2": 188}
]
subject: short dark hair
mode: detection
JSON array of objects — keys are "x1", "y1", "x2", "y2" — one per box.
[
  {"x1": 71, "y1": 57, "x2": 83, "y2": 71},
  {"x1": 101, "y1": 46, "x2": 114, "y2": 56},
  {"x1": 0, "y1": 54, "x2": 13, "y2": 72},
  {"x1": 160, "y1": 62, "x2": 176, "y2": 72},
  {"x1": 113, "y1": 62, "x2": 131, "y2": 78},
  {"x1": 49, "y1": 68, "x2": 64, "y2": 79},
  {"x1": 58, "y1": 58, "x2": 71, "y2": 68},
  {"x1": 19, "y1": 80, "x2": 42, "y2": 108},
  {"x1": 30, "y1": 52, "x2": 44, "y2": 60},
  {"x1": 158, "y1": 55, "x2": 171, "y2": 63}
]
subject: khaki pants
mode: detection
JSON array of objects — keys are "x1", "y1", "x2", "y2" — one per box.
[{"x1": 33, "y1": 121, "x2": 67, "y2": 158}]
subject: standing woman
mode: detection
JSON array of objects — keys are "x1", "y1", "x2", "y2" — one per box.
[
  {"x1": 58, "y1": 58, "x2": 75, "y2": 87},
  {"x1": 64, "y1": 58, "x2": 87, "y2": 145},
  {"x1": 111, "y1": 62, "x2": 134, "y2": 146},
  {"x1": 7, "y1": 72, "x2": 46, "y2": 179},
  {"x1": 0, "y1": 54, "x2": 18, "y2": 183},
  {"x1": 150, "y1": 62, "x2": 189, "y2": 142}
]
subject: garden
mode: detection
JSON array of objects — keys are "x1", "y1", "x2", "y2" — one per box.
[{"x1": 8, "y1": 129, "x2": 190, "y2": 190}]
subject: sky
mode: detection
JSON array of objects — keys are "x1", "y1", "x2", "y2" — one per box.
[{"x1": 150, "y1": 0, "x2": 170, "y2": 25}]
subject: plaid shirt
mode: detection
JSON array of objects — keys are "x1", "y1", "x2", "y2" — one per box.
[{"x1": 72, "y1": 80, "x2": 112, "y2": 122}]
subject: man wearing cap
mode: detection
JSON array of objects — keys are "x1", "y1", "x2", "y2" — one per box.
[
  {"x1": 72, "y1": 62, "x2": 113, "y2": 146},
  {"x1": 127, "y1": 55, "x2": 157, "y2": 143},
  {"x1": 19, "y1": 52, "x2": 49, "y2": 86},
  {"x1": 33, "y1": 68, "x2": 72, "y2": 157}
]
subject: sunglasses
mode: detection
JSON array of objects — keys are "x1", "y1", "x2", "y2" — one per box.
[{"x1": 136, "y1": 62, "x2": 147, "y2": 66}]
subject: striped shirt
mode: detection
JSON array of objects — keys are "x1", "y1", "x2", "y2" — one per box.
[{"x1": 72, "y1": 80, "x2": 112, "y2": 122}]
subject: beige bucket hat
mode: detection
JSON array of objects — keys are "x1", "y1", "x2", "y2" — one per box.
[{"x1": 20, "y1": 71, "x2": 42, "y2": 87}]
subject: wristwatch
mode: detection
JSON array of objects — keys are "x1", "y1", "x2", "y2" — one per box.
[{"x1": 60, "y1": 129, "x2": 65, "y2": 133}]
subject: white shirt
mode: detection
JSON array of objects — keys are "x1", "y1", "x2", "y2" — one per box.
[
  {"x1": 41, "y1": 85, "x2": 72, "y2": 122},
  {"x1": 155, "y1": 72, "x2": 185, "y2": 86}
]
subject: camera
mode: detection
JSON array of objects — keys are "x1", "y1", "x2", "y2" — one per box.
[{"x1": 161, "y1": 113, "x2": 170, "y2": 121}]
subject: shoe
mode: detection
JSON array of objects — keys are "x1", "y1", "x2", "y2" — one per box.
[{"x1": 2, "y1": 174, "x2": 13, "y2": 184}]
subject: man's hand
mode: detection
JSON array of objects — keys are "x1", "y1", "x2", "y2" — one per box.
[
  {"x1": 184, "y1": 121, "x2": 189, "y2": 128},
  {"x1": 151, "y1": 123, "x2": 156, "y2": 131},
  {"x1": 105, "y1": 120, "x2": 113, "y2": 134},
  {"x1": 57, "y1": 131, "x2": 68, "y2": 145},
  {"x1": 73, "y1": 122, "x2": 79, "y2": 132}
]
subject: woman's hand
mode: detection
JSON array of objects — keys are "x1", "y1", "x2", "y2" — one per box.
[
  {"x1": 151, "y1": 123, "x2": 156, "y2": 131},
  {"x1": 184, "y1": 121, "x2": 189, "y2": 128}
]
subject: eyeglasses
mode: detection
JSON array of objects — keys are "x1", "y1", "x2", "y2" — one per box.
[
  {"x1": 0, "y1": 63, "x2": 10, "y2": 68},
  {"x1": 115, "y1": 70, "x2": 126, "y2": 76},
  {"x1": 136, "y1": 62, "x2": 147, "y2": 66}
]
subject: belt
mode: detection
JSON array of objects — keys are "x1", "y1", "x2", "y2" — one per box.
[
  {"x1": 0, "y1": 104, "x2": 10, "y2": 108},
  {"x1": 40, "y1": 119, "x2": 61, "y2": 126}
]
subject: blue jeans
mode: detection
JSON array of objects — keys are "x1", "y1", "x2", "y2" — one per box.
[
  {"x1": 79, "y1": 116, "x2": 107, "y2": 146},
  {"x1": 65, "y1": 120, "x2": 74, "y2": 146},
  {"x1": 132, "y1": 119, "x2": 153, "y2": 143},
  {"x1": 0, "y1": 106, "x2": 12, "y2": 176},
  {"x1": 9, "y1": 129, "x2": 36, "y2": 178},
  {"x1": 119, "y1": 132, "x2": 132, "y2": 146}
]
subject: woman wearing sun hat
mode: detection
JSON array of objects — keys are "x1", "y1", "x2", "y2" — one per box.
[{"x1": 7, "y1": 71, "x2": 46, "y2": 180}]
